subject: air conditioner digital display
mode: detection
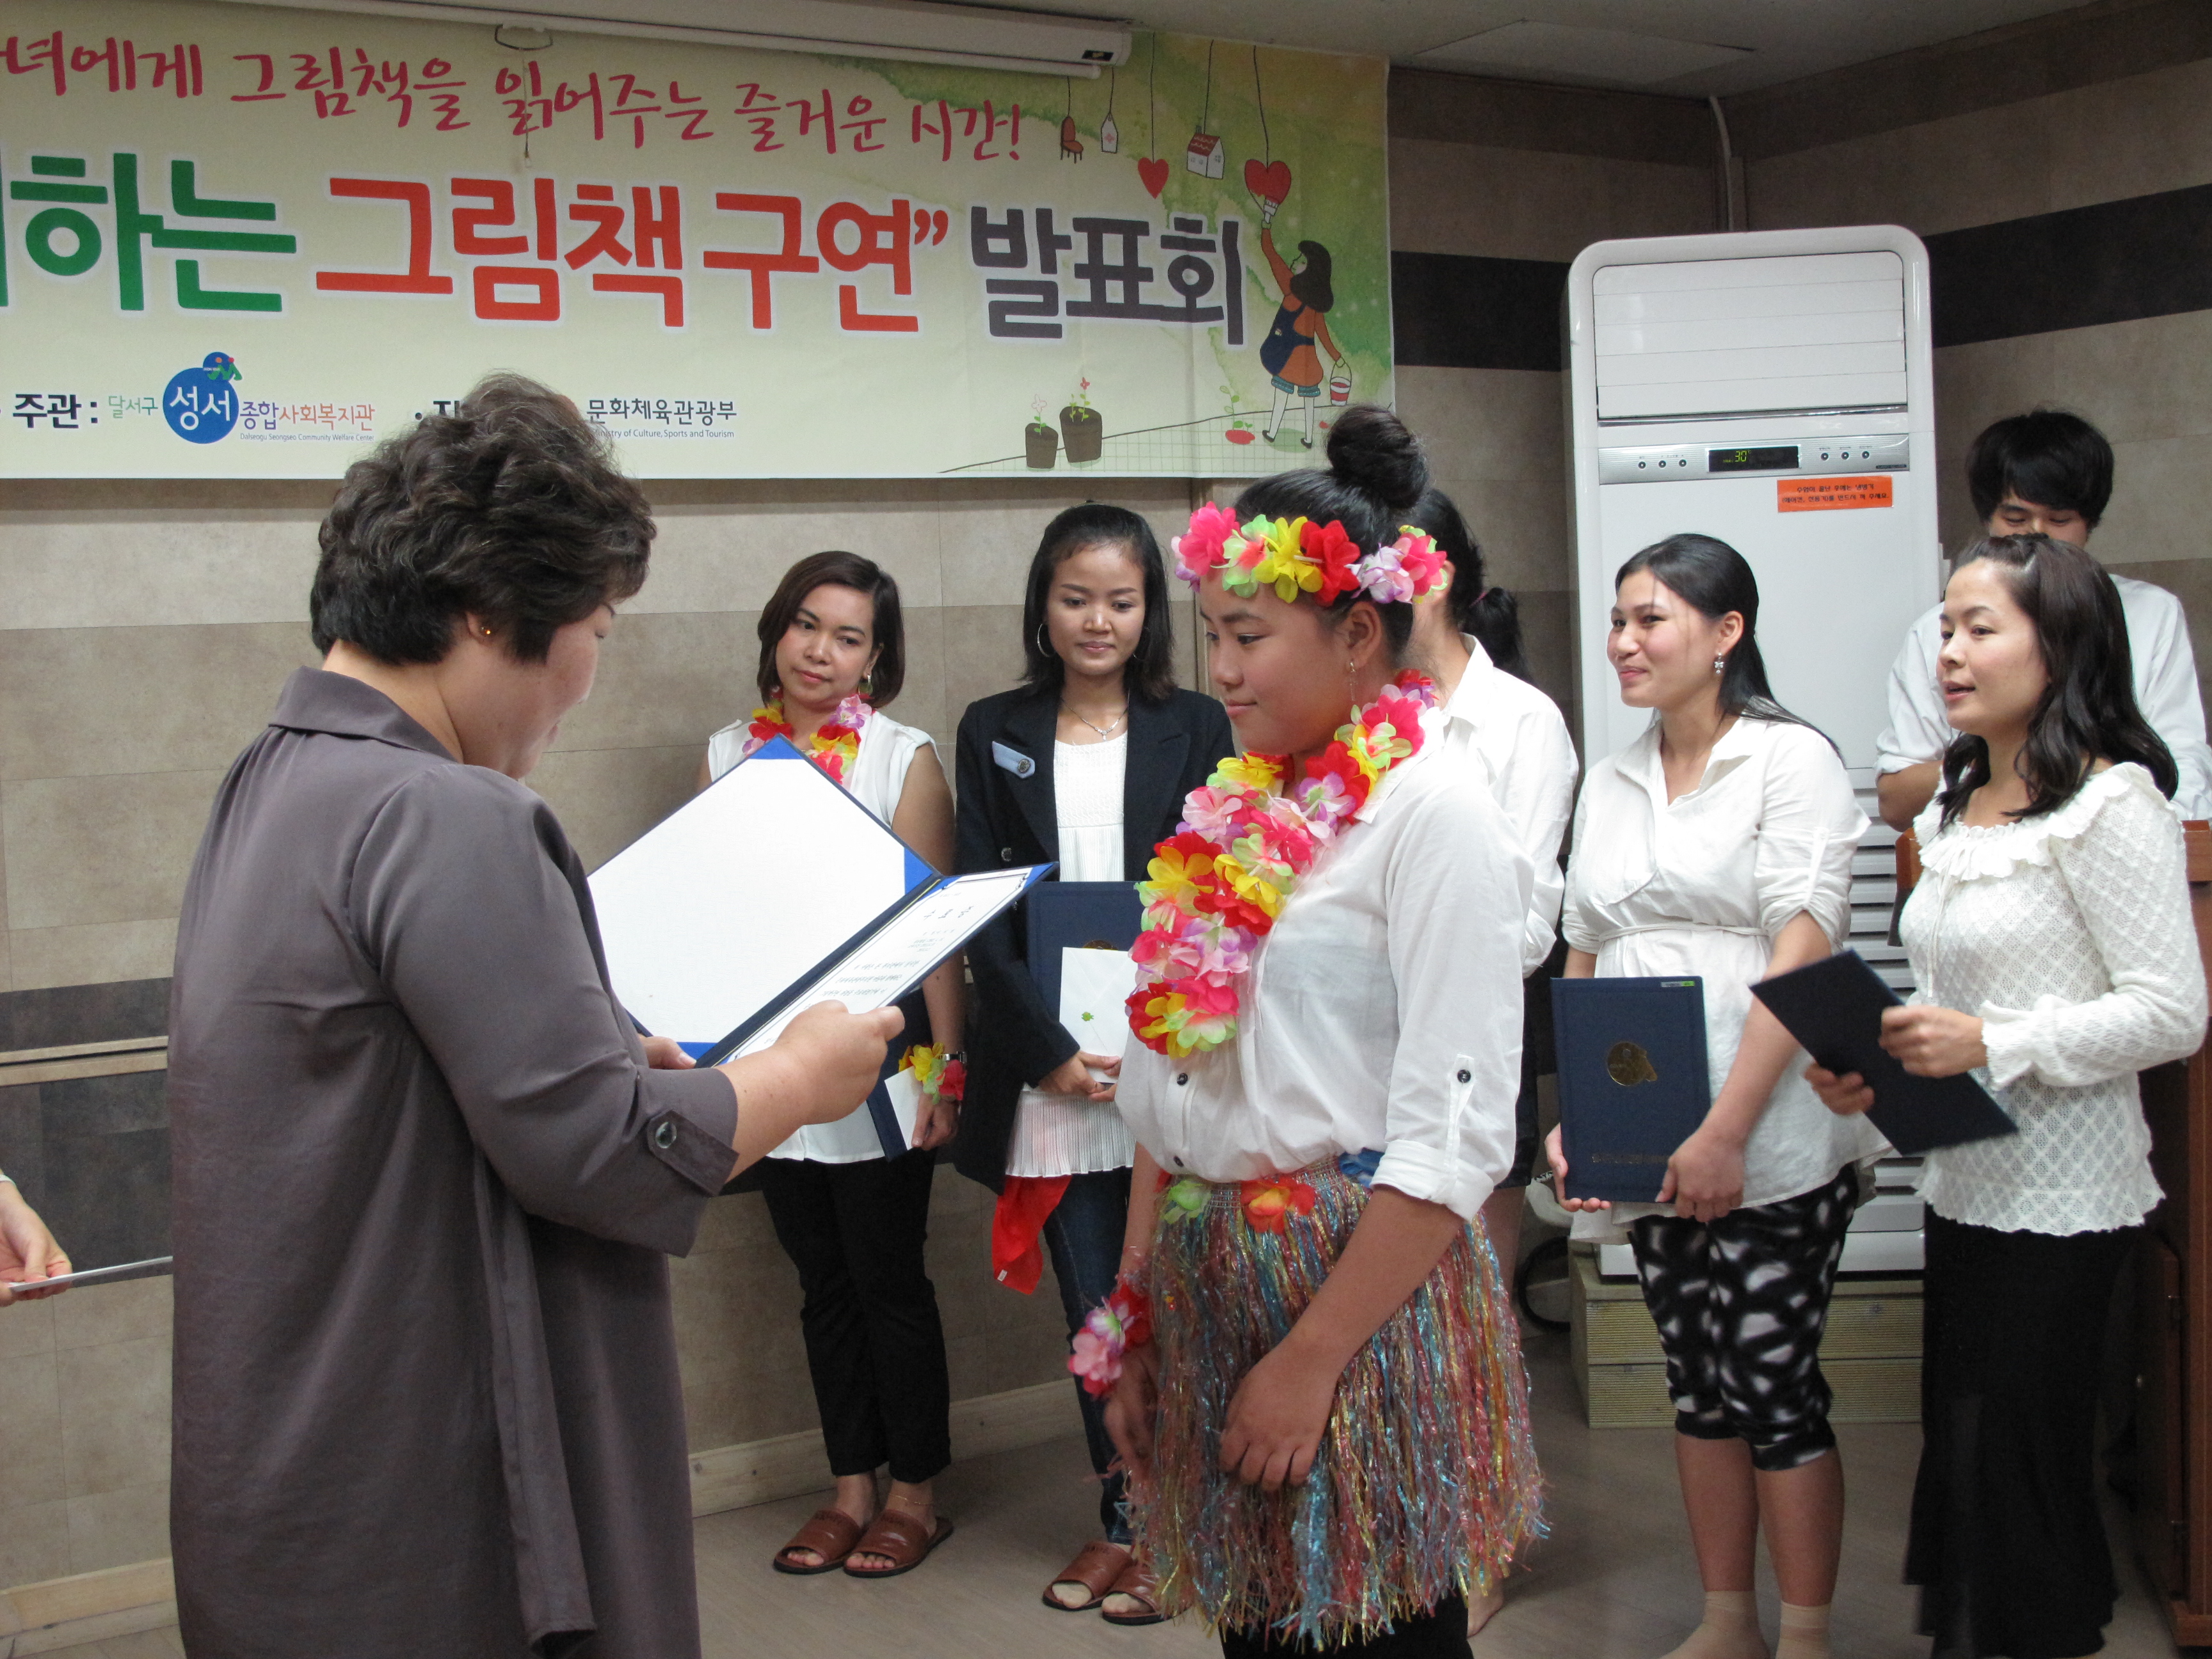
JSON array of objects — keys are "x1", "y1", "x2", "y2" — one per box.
[{"x1": 1708, "y1": 445, "x2": 1799, "y2": 473}]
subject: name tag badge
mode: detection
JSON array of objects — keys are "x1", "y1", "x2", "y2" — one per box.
[{"x1": 992, "y1": 741, "x2": 1036, "y2": 779}]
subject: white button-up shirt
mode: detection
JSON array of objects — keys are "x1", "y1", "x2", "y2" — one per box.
[
  {"x1": 1563, "y1": 716, "x2": 1884, "y2": 1214},
  {"x1": 1117, "y1": 717, "x2": 1532, "y2": 1222},
  {"x1": 1875, "y1": 575, "x2": 2212, "y2": 819},
  {"x1": 1436, "y1": 635, "x2": 1580, "y2": 975}
]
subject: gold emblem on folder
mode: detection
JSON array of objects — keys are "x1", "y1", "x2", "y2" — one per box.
[{"x1": 1606, "y1": 1041, "x2": 1658, "y2": 1087}]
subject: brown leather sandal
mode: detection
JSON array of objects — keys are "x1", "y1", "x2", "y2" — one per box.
[
  {"x1": 1100, "y1": 1555, "x2": 1166, "y2": 1626},
  {"x1": 842, "y1": 1508, "x2": 956, "y2": 1579},
  {"x1": 771, "y1": 1507, "x2": 864, "y2": 1575},
  {"x1": 1044, "y1": 1540, "x2": 1132, "y2": 1611}
]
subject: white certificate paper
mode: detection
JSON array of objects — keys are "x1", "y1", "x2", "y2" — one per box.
[
  {"x1": 1058, "y1": 947, "x2": 1137, "y2": 1060},
  {"x1": 737, "y1": 867, "x2": 1039, "y2": 1055}
]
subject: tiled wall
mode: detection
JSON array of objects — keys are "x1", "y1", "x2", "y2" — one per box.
[
  {"x1": 1388, "y1": 70, "x2": 1718, "y2": 736},
  {"x1": 1738, "y1": 26, "x2": 2212, "y2": 696},
  {"x1": 0, "y1": 1277, "x2": 172, "y2": 1587}
]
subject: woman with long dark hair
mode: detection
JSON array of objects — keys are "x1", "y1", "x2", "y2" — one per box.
[
  {"x1": 1256, "y1": 230, "x2": 1343, "y2": 450},
  {"x1": 1550, "y1": 533, "x2": 1879, "y2": 1659},
  {"x1": 701, "y1": 551, "x2": 965, "y2": 1582},
  {"x1": 1105, "y1": 408, "x2": 1543, "y2": 1656},
  {"x1": 1811, "y1": 535, "x2": 2204, "y2": 1659},
  {"x1": 951, "y1": 503, "x2": 1231, "y2": 1624}
]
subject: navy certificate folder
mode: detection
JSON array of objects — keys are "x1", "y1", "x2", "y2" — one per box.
[
  {"x1": 1551, "y1": 977, "x2": 1712, "y2": 1203},
  {"x1": 1025, "y1": 881, "x2": 1144, "y2": 1009},
  {"x1": 1751, "y1": 949, "x2": 2016, "y2": 1156}
]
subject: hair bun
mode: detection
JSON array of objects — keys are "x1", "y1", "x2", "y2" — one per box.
[{"x1": 1325, "y1": 405, "x2": 1429, "y2": 514}]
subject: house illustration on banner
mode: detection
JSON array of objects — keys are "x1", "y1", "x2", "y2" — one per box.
[{"x1": 1185, "y1": 131, "x2": 1224, "y2": 178}]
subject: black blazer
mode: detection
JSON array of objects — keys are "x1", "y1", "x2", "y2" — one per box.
[{"x1": 949, "y1": 683, "x2": 1235, "y2": 1191}]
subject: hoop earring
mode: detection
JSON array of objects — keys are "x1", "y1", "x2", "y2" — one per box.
[{"x1": 1036, "y1": 623, "x2": 1050, "y2": 657}]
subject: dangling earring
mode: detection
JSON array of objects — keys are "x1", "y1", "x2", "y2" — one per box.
[
  {"x1": 860, "y1": 671, "x2": 875, "y2": 698},
  {"x1": 1713, "y1": 655, "x2": 1726, "y2": 675}
]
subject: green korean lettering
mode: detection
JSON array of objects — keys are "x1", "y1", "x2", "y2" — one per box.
[{"x1": 109, "y1": 154, "x2": 296, "y2": 312}]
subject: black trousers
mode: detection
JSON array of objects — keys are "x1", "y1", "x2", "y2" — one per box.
[
  {"x1": 1221, "y1": 1596, "x2": 1469, "y2": 1658},
  {"x1": 1911, "y1": 1214, "x2": 2137, "y2": 1659},
  {"x1": 757, "y1": 1151, "x2": 952, "y2": 1484}
]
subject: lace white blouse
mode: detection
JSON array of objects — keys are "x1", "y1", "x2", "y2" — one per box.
[
  {"x1": 1903, "y1": 764, "x2": 2207, "y2": 1235},
  {"x1": 1562, "y1": 716, "x2": 1883, "y2": 1219}
]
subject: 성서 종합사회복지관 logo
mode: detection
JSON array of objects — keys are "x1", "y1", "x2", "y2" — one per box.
[{"x1": 163, "y1": 352, "x2": 241, "y2": 443}]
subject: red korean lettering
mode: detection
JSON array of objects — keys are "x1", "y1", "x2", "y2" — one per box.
[
  {"x1": 474, "y1": 266, "x2": 559, "y2": 321},
  {"x1": 231, "y1": 51, "x2": 283, "y2": 102},
  {"x1": 632, "y1": 186, "x2": 681, "y2": 269},
  {"x1": 701, "y1": 192, "x2": 817, "y2": 329},
  {"x1": 70, "y1": 38, "x2": 123, "y2": 93},
  {"x1": 4, "y1": 32, "x2": 64, "y2": 97},
  {"x1": 564, "y1": 183, "x2": 630, "y2": 268},
  {"x1": 451, "y1": 178, "x2": 527, "y2": 255},
  {"x1": 792, "y1": 88, "x2": 834, "y2": 154},
  {"x1": 911, "y1": 100, "x2": 952, "y2": 163},
  {"x1": 664, "y1": 81, "x2": 711, "y2": 141},
  {"x1": 553, "y1": 72, "x2": 604, "y2": 141},
  {"x1": 842, "y1": 93, "x2": 885, "y2": 152},
  {"x1": 817, "y1": 198, "x2": 916, "y2": 332},
  {"x1": 316, "y1": 178, "x2": 453, "y2": 294}
]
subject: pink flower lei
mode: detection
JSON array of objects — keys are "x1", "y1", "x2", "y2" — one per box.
[
  {"x1": 741, "y1": 691, "x2": 872, "y2": 784},
  {"x1": 1125, "y1": 671, "x2": 1437, "y2": 1060}
]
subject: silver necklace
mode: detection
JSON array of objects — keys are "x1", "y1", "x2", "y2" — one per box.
[{"x1": 1062, "y1": 701, "x2": 1128, "y2": 739}]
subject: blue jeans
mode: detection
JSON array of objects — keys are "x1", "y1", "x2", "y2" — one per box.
[{"x1": 1042, "y1": 1166, "x2": 1134, "y2": 1543}]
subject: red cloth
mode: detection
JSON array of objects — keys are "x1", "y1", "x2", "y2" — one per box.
[{"x1": 991, "y1": 1174, "x2": 1070, "y2": 1295}]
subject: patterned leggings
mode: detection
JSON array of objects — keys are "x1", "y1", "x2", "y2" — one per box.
[{"x1": 1629, "y1": 1166, "x2": 1860, "y2": 1471}]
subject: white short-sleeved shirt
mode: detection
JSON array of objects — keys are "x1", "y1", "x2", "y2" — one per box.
[
  {"x1": 704, "y1": 706, "x2": 935, "y2": 1163},
  {"x1": 1117, "y1": 714, "x2": 1532, "y2": 1224},
  {"x1": 1436, "y1": 635, "x2": 1580, "y2": 975},
  {"x1": 1875, "y1": 575, "x2": 2212, "y2": 819},
  {"x1": 1562, "y1": 716, "x2": 1884, "y2": 1222}
]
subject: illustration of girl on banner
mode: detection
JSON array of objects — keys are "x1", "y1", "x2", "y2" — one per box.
[{"x1": 1255, "y1": 225, "x2": 1343, "y2": 449}]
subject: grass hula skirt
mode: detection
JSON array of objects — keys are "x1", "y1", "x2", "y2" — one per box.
[{"x1": 1132, "y1": 1162, "x2": 1543, "y2": 1648}]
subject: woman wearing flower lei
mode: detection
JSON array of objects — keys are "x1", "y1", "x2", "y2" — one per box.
[
  {"x1": 1101, "y1": 408, "x2": 1543, "y2": 1657},
  {"x1": 701, "y1": 550, "x2": 966, "y2": 1580}
]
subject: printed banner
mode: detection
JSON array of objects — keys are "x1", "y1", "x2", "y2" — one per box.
[{"x1": 0, "y1": 2, "x2": 1391, "y2": 478}]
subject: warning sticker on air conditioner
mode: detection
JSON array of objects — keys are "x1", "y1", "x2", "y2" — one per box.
[{"x1": 1777, "y1": 476, "x2": 1894, "y2": 511}]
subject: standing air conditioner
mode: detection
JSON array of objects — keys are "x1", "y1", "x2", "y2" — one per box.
[{"x1": 1566, "y1": 226, "x2": 1940, "y2": 1274}]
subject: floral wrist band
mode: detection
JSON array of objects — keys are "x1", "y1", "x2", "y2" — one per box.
[
  {"x1": 1070, "y1": 1276, "x2": 1152, "y2": 1399},
  {"x1": 901, "y1": 1043, "x2": 965, "y2": 1107},
  {"x1": 1171, "y1": 502, "x2": 1448, "y2": 607}
]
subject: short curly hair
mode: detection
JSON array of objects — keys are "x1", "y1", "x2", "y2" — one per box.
[{"x1": 310, "y1": 373, "x2": 653, "y2": 664}]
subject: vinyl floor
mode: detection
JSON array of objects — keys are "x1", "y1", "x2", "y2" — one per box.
[{"x1": 52, "y1": 1327, "x2": 2188, "y2": 1658}]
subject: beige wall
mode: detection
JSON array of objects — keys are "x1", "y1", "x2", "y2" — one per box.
[
  {"x1": 0, "y1": 472, "x2": 1205, "y2": 1587},
  {"x1": 1387, "y1": 72, "x2": 1718, "y2": 737},
  {"x1": 1740, "y1": 38, "x2": 2212, "y2": 699}
]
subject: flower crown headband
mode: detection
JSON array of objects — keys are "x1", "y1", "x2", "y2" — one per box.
[{"x1": 1171, "y1": 502, "x2": 1448, "y2": 607}]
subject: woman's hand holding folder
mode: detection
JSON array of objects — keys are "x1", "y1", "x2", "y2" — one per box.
[{"x1": 1807, "y1": 1003, "x2": 1989, "y2": 1116}]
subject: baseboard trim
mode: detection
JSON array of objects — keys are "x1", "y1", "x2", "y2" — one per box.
[
  {"x1": 688, "y1": 1377, "x2": 1075, "y2": 1516},
  {"x1": 0, "y1": 1559, "x2": 175, "y2": 1657},
  {"x1": 0, "y1": 1381, "x2": 1081, "y2": 1646}
]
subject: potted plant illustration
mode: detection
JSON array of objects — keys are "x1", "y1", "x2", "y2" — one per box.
[
  {"x1": 1060, "y1": 378, "x2": 1103, "y2": 463},
  {"x1": 1221, "y1": 384, "x2": 1256, "y2": 445},
  {"x1": 1025, "y1": 395, "x2": 1058, "y2": 469}
]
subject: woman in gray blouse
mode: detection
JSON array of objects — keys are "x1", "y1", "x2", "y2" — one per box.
[{"x1": 166, "y1": 375, "x2": 899, "y2": 1659}]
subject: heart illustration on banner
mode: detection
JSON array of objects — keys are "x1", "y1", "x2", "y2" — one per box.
[
  {"x1": 1244, "y1": 158, "x2": 1292, "y2": 207},
  {"x1": 1137, "y1": 156, "x2": 1169, "y2": 197}
]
